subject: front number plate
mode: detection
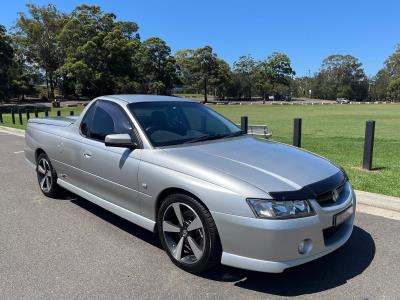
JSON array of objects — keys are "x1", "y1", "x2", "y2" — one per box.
[{"x1": 333, "y1": 206, "x2": 353, "y2": 226}]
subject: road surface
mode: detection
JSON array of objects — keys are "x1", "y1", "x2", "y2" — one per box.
[{"x1": 0, "y1": 133, "x2": 399, "y2": 299}]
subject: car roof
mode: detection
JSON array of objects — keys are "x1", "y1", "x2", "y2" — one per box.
[{"x1": 97, "y1": 94, "x2": 194, "y2": 104}]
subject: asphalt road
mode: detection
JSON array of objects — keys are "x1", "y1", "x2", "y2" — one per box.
[{"x1": 0, "y1": 133, "x2": 399, "y2": 299}]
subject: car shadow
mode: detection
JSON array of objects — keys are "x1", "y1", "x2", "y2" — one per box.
[
  {"x1": 70, "y1": 197, "x2": 162, "y2": 250},
  {"x1": 201, "y1": 226, "x2": 375, "y2": 296},
  {"x1": 68, "y1": 197, "x2": 375, "y2": 296},
  {"x1": 371, "y1": 166, "x2": 386, "y2": 171}
]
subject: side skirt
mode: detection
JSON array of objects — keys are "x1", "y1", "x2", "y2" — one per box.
[{"x1": 57, "y1": 178, "x2": 156, "y2": 232}]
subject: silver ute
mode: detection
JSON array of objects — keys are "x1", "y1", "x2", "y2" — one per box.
[{"x1": 25, "y1": 95, "x2": 355, "y2": 273}]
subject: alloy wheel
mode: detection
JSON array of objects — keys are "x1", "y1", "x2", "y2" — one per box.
[
  {"x1": 162, "y1": 202, "x2": 205, "y2": 264},
  {"x1": 37, "y1": 158, "x2": 52, "y2": 193}
]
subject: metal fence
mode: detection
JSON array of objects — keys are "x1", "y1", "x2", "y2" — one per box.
[
  {"x1": 0, "y1": 106, "x2": 75, "y2": 126},
  {"x1": 236, "y1": 123, "x2": 272, "y2": 139},
  {"x1": 240, "y1": 116, "x2": 376, "y2": 171},
  {"x1": 0, "y1": 105, "x2": 50, "y2": 114}
]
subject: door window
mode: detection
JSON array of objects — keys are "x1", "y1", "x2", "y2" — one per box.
[
  {"x1": 80, "y1": 102, "x2": 96, "y2": 138},
  {"x1": 82, "y1": 100, "x2": 134, "y2": 142}
]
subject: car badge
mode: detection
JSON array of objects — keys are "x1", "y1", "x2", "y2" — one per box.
[{"x1": 332, "y1": 189, "x2": 339, "y2": 202}]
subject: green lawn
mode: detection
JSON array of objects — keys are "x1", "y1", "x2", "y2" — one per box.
[
  {"x1": 213, "y1": 104, "x2": 400, "y2": 197},
  {"x1": 0, "y1": 107, "x2": 83, "y2": 130},
  {"x1": 1, "y1": 103, "x2": 399, "y2": 197}
]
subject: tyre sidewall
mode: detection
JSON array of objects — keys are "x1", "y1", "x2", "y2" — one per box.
[
  {"x1": 157, "y1": 194, "x2": 217, "y2": 273},
  {"x1": 36, "y1": 153, "x2": 59, "y2": 198}
]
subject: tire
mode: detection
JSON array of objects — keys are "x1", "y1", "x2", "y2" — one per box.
[
  {"x1": 157, "y1": 193, "x2": 222, "y2": 274},
  {"x1": 36, "y1": 153, "x2": 63, "y2": 198}
]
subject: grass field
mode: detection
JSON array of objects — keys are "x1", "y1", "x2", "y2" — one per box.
[
  {"x1": 1, "y1": 104, "x2": 399, "y2": 197},
  {"x1": 0, "y1": 107, "x2": 83, "y2": 130},
  {"x1": 213, "y1": 104, "x2": 400, "y2": 197}
]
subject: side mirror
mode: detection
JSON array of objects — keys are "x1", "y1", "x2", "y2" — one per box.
[{"x1": 104, "y1": 134, "x2": 137, "y2": 148}]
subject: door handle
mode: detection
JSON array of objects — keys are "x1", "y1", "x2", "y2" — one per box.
[{"x1": 83, "y1": 150, "x2": 92, "y2": 158}]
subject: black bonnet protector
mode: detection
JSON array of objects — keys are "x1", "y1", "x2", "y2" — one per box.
[{"x1": 268, "y1": 170, "x2": 348, "y2": 201}]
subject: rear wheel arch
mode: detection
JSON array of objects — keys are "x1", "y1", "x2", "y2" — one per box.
[{"x1": 35, "y1": 148, "x2": 46, "y2": 162}]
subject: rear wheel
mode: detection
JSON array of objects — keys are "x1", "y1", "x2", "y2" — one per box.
[
  {"x1": 157, "y1": 193, "x2": 222, "y2": 273},
  {"x1": 36, "y1": 153, "x2": 63, "y2": 198}
]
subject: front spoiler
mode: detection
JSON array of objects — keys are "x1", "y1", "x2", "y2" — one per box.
[{"x1": 221, "y1": 224, "x2": 353, "y2": 273}]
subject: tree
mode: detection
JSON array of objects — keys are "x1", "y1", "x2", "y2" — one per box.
[
  {"x1": 385, "y1": 45, "x2": 400, "y2": 78},
  {"x1": 292, "y1": 76, "x2": 314, "y2": 98},
  {"x1": 138, "y1": 37, "x2": 178, "y2": 95},
  {"x1": 0, "y1": 25, "x2": 14, "y2": 101},
  {"x1": 175, "y1": 49, "x2": 196, "y2": 92},
  {"x1": 233, "y1": 55, "x2": 257, "y2": 99},
  {"x1": 13, "y1": 4, "x2": 67, "y2": 99},
  {"x1": 0, "y1": 24, "x2": 39, "y2": 101},
  {"x1": 58, "y1": 5, "x2": 141, "y2": 97},
  {"x1": 175, "y1": 46, "x2": 220, "y2": 102},
  {"x1": 193, "y1": 46, "x2": 218, "y2": 102},
  {"x1": 9, "y1": 50, "x2": 41, "y2": 100},
  {"x1": 370, "y1": 69, "x2": 389, "y2": 100},
  {"x1": 384, "y1": 45, "x2": 400, "y2": 101},
  {"x1": 368, "y1": 45, "x2": 400, "y2": 102},
  {"x1": 388, "y1": 78, "x2": 400, "y2": 100},
  {"x1": 312, "y1": 55, "x2": 368, "y2": 100},
  {"x1": 210, "y1": 58, "x2": 231, "y2": 100},
  {"x1": 259, "y1": 52, "x2": 295, "y2": 97}
]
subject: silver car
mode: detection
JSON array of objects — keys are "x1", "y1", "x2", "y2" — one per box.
[
  {"x1": 25, "y1": 95, "x2": 355, "y2": 274},
  {"x1": 336, "y1": 98, "x2": 350, "y2": 104}
]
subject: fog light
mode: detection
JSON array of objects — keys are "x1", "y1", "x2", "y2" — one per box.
[{"x1": 298, "y1": 239, "x2": 313, "y2": 255}]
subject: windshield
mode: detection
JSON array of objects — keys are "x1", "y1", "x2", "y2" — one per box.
[{"x1": 128, "y1": 101, "x2": 242, "y2": 147}]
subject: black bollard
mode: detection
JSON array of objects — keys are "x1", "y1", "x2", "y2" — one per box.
[
  {"x1": 293, "y1": 118, "x2": 302, "y2": 148},
  {"x1": 18, "y1": 110, "x2": 23, "y2": 125},
  {"x1": 362, "y1": 120, "x2": 375, "y2": 170},
  {"x1": 241, "y1": 116, "x2": 248, "y2": 133}
]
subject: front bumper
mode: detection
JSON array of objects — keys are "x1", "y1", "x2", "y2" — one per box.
[{"x1": 212, "y1": 182, "x2": 356, "y2": 273}]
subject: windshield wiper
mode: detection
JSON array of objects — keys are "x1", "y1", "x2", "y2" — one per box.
[
  {"x1": 183, "y1": 134, "x2": 223, "y2": 144},
  {"x1": 222, "y1": 130, "x2": 246, "y2": 138},
  {"x1": 183, "y1": 131, "x2": 245, "y2": 144}
]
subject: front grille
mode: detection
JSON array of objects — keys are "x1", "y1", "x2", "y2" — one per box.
[{"x1": 316, "y1": 181, "x2": 346, "y2": 207}]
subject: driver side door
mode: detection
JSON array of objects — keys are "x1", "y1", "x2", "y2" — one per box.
[{"x1": 79, "y1": 100, "x2": 143, "y2": 214}]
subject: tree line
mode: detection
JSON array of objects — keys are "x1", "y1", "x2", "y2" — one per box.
[
  {"x1": 0, "y1": 4, "x2": 399, "y2": 102},
  {"x1": 293, "y1": 53, "x2": 400, "y2": 101}
]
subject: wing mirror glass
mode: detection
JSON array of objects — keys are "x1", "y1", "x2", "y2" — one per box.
[{"x1": 104, "y1": 134, "x2": 138, "y2": 148}]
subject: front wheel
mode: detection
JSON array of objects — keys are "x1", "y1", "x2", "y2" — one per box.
[{"x1": 157, "y1": 194, "x2": 222, "y2": 274}]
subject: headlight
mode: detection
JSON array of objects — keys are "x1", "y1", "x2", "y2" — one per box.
[{"x1": 247, "y1": 199, "x2": 315, "y2": 219}]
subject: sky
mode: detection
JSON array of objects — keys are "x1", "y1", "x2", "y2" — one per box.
[{"x1": 1, "y1": 0, "x2": 399, "y2": 77}]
